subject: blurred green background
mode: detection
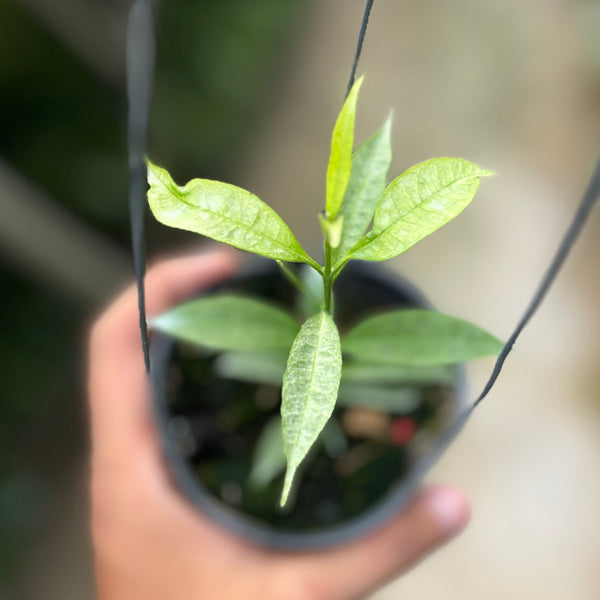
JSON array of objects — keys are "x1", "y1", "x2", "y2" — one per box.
[
  {"x1": 1, "y1": 1, "x2": 599, "y2": 599},
  {"x1": 0, "y1": 0, "x2": 307, "y2": 596}
]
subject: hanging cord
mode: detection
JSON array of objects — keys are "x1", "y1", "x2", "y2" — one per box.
[
  {"x1": 127, "y1": 0, "x2": 156, "y2": 372},
  {"x1": 346, "y1": 0, "x2": 374, "y2": 97},
  {"x1": 470, "y1": 157, "x2": 600, "y2": 411}
]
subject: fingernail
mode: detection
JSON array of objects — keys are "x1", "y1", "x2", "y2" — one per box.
[{"x1": 425, "y1": 487, "x2": 470, "y2": 534}]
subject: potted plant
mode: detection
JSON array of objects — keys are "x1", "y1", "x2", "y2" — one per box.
[{"x1": 145, "y1": 77, "x2": 501, "y2": 549}]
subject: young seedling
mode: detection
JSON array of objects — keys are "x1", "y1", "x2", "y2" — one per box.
[{"x1": 147, "y1": 77, "x2": 502, "y2": 507}]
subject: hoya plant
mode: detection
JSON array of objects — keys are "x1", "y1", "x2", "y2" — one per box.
[{"x1": 146, "y1": 77, "x2": 502, "y2": 507}]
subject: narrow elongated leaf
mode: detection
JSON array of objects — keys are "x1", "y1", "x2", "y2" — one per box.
[
  {"x1": 150, "y1": 294, "x2": 299, "y2": 352},
  {"x1": 215, "y1": 349, "x2": 455, "y2": 388},
  {"x1": 342, "y1": 309, "x2": 503, "y2": 366},
  {"x1": 342, "y1": 361, "x2": 455, "y2": 386},
  {"x1": 214, "y1": 350, "x2": 288, "y2": 386},
  {"x1": 333, "y1": 115, "x2": 392, "y2": 261},
  {"x1": 338, "y1": 384, "x2": 420, "y2": 413},
  {"x1": 348, "y1": 158, "x2": 492, "y2": 261},
  {"x1": 249, "y1": 416, "x2": 286, "y2": 490},
  {"x1": 147, "y1": 160, "x2": 314, "y2": 264},
  {"x1": 248, "y1": 416, "x2": 347, "y2": 491},
  {"x1": 280, "y1": 312, "x2": 342, "y2": 506},
  {"x1": 325, "y1": 76, "x2": 364, "y2": 220},
  {"x1": 297, "y1": 265, "x2": 325, "y2": 319}
]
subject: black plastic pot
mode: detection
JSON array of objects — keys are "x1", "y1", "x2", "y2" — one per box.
[{"x1": 150, "y1": 260, "x2": 468, "y2": 550}]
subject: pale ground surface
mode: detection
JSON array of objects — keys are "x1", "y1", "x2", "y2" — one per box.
[{"x1": 26, "y1": 1, "x2": 600, "y2": 598}]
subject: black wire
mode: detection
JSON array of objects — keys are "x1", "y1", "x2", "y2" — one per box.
[
  {"x1": 471, "y1": 156, "x2": 600, "y2": 411},
  {"x1": 127, "y1": 0, "x2": 156, "y2": 372},
  {"x1": 346, "y1": 0, "x2": 374, "y2": 98}
]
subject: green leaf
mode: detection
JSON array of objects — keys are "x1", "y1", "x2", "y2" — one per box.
[
  {"x1": 342, "y1": 309, "x2": 503, "y2": 366},
  {"x1": 325, "y1": 76, "x2": 364, "y2": 220},
  {"x1": 248, "y1": 416, "x2": 286, "y2": 490},
  {"x1": 333, "y1": 115, "x2": 392, "y2": 262},
  {"x1": 280, "y1": 312, "x2": 342, "y2": 507},
  {"x1": 248, "y1": 416, "x2": 346, "y2": 491},
  {"x1": 150, "y1": 294, "x2": 300, "y2": 353},
  {"x1": 297, "y1": 265, "x2": 325, "y2": 319},
  {"x1": 342, "y1": 361, "x2": 456, "y2": 386},
  {"x1": 338, "y1": 384, "x2": 420, "y2": 413},
  {"x1": 214, "y1": 350, "x2": 288, "y2": 386},
  {"x1": 347, "y1": 158, "x2": 492, "y2": 262},
  {"x1": 215, "y1": 349, "x2": 455, "y2": 389},
  {"x1": 147, "y1": 160, "x2": 316, "y2": 265}
]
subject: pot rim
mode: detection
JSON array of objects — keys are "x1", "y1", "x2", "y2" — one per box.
[{"x1": 150, "y1": 260, "x2": 468, "y2": 550}]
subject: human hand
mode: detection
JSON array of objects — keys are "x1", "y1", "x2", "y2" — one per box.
[{"x1": 89, "y1": 251, "x2": 470, "y2": 600}]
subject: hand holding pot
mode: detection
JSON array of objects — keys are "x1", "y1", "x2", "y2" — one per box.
[{"x1": 88, "y1": 251, "x2": 471, "y2": 600}]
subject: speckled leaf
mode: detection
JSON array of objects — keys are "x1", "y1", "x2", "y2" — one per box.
[
  {"x1": 325, "y1": 77, "x2": 363, "y2": 220},
  {"x1": 147, "y1": 160, "x2": 314, "y2": 264},
  {"x1": 348, "y1": 158, "x2": 492, "y2": 261},
  {"x1": 333, "y1": 115, "x2": 392, "y2": 261},
  {"x1": 150, "y1": 295, "x2": 299, "y2": 352},
  {"x1": 280, "y1": 312, "x2": 342, "y2": 507},
  {"x1": 342, "y1": 309, "x2": 503, "y2": 366}
]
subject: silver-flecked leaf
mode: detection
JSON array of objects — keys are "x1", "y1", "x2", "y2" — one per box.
[
  {"x1": 325, "y1": 77, "x2": 364, "y2": 220},
  {"x1": 333, "y1": 115, "x2": 392, "y2": 261},
  {"x1": 280, "y1": 312, "x2": 342, "y2": 507},
  {"x1": 147, "y1": 160, "x2": 314, "y2": 264},
  {"x1": 348, "y1": 158, "x2": 492, "y2": 261}
]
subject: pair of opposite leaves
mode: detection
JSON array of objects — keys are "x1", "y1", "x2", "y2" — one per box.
[{"x1": 146, "y1": 77, "x2": 500, "y2": 507}]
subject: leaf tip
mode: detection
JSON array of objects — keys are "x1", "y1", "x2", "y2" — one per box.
[
  {"x1": 279, "y1": 466, "x2": 295, "y2": 508},
  {"x1": 145, "y1": 158, "x2": 177, "y2": 194},
  {"x1": 145, "y1": 156, "x2": 161, "y2": 179},
  {"x1": 491, "y1": 335, "x2": 505, "y2": 353},
  {"x1": 354, "y1": 74, "x2": 365, "y2": 89}
]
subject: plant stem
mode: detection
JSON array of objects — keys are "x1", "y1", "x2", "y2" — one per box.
[
  {"x1": 277, "y1": 261, "x2": 322, "y2": 309},
  {"x1": 323, "y1": 241, "x2": 334, "y2": 314}
]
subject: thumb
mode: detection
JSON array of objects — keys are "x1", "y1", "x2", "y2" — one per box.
[{"x1": 294, "y1": 486, "x2": 470, "y2": 600}]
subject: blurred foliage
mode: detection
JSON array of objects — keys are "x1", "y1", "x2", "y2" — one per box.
[{"x1": 0, "y1": 0, "x2": 303, "y2": 588}]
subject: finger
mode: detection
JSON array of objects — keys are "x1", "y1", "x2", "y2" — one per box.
[
  {"x1": 88, "y1": 250, "x2": 238, "y2": 462},
  {"x1": 287, "y1": 486, "x2": 470, "y2": 600},
  {"x1": 92, "y1": 250, "x2": 238, "y2": 350}
]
